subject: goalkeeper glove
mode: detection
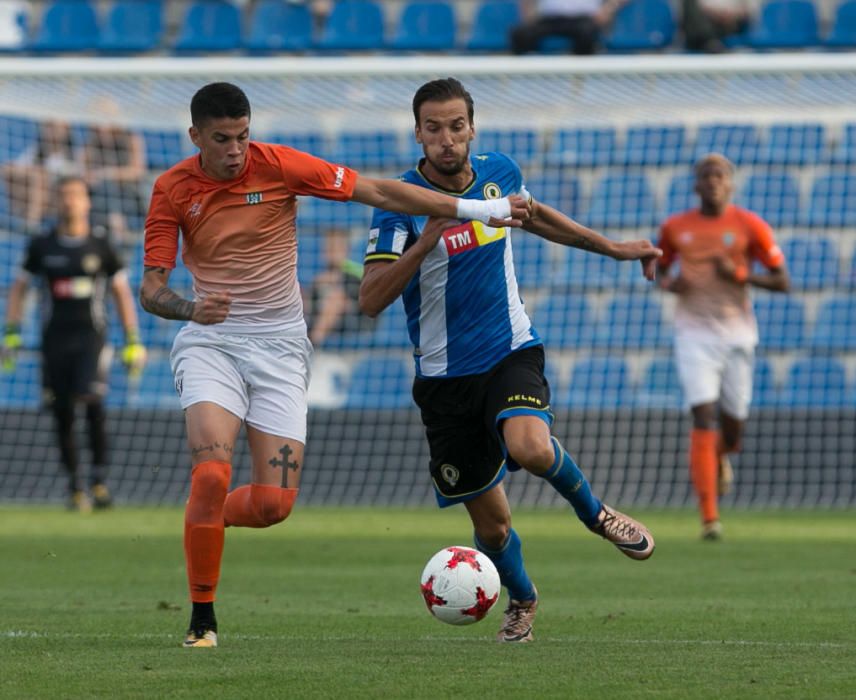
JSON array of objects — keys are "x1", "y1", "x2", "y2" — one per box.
[
  {"x1": 2, "y1": 323, "x2": 22, "y2": 372},
  {"x1": 121, "y1": 329, "x2": 146, "y2": 378}
]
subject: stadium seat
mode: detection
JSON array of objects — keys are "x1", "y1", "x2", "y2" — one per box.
[
  {"x1": 265, "y1": 132, "x2": 329, "y2": 159},
  {"x1": 802, "y1": 171, "x2": 856, "y2": 227},
  {"x1": 298, "y1": 197, "x2": 372, "y2": 230},
  {"x1": 545, "y1": 127, "x2": 616, "y2": 168},
  {"x1": 825, "y1": 0, "x2": 856, "y2": 47},
  {"x1": 738, "y1": 171, "x2": 801, "y2": 227},
  {"x1": 748, "y1": 0, "x2": 819, "y2": 49},
  {"x1": 558, "y1": 355, "x2": 632, "y2": 408},
  {"x1": 529, "y1": 293, "x2": 597, "y2": 349},
  {"x1": 584, "y1": 172, "x2": 656, "y2": 229},
  {"x1": 30, "y1": 0, "x2": 100, "y2": 53},
  {"x1": 756, "y1": 123, "x2": 826, "y2": 166},
  {"x1": 512, "y1": 232, "x2": 554, "y2": 290},
  {"x1": 475, "y1": 129, "x2": 540, "y2": 167},
  {"x1": 129, "y1": 359, "x2": 180, "y2": 409},
  {"x1": 830, "y1": 123, "x2": 856, "y2": 164},
  {"x1": 778, "y1": 356, "x2": 848, "y2": 407},
  {"x1": 0, "y1": 235, "x2": 25, "y2": 288},
  {"x1": 98, "y1": 0, "x2": 163, "y2": 53},
  {"x1": 141, "y1": 129, "x2": 189, "y2": 171},
  {"x1": 635, "y1": 356, "x2": 682, "y2": 408},
  {"x1": 173, "y1": 0, "x2": 241, "y2": 53},
  {"x1": 317, "y1": 0, "x2": 385, "y2": 51},
  {"x1": 593, "y1": 293, "x2": 667, "y2": 349},
  {"x1": 370, "y1": 300, "x2": 411, "y2": 349},
  {"x1": 617, "y1": 124, "x2": 687, "y2": 167},
  {"x1": 605, "y1": 0, "x2": 675, "y2": 51},
  {"x1": 754, "y1": 294, "x2": 806, "y2": 350},
  {"x1": 780, "y1": 236, "x2": 840, "y2": 290},
  {"x1": 243, "y1": 0, "x2": 314, "y2": 53},
  {"x1": 0, "y1": 116, "x2": 39, "y2": 164},
  {"x1": 810, "y1": 295, "x2": 856, "y2": 350},
  {"x1": 465, "y1": 1, "x2": 520, "y2": 52},
  {"x1": 345, "y1": 354, "x2": 414, "y2": 409},
  {"x1": 663, "y1": 171, "x2": 697, "y2": 216},
  {"x1": 390, "y1": 1, "x2": 455, "y2": 52},
  {"x1": 752, "y1": 355, "x2": 777, "y2": 407},
  {"x1": 331, "y1": 130, "x2": 401, "y2": 171},
  {"x1": 525, "y1": 171, "x2": 580, "y2": 217},
  {"x1": 0, "y1": 354, "x2": 40, "y2": 408},
  {"x1": 692, "y1": 123, "x2": 760, "y2": 165},
  {"x1": 560, "y1": 247, "x2": 643, "y2": 291}
]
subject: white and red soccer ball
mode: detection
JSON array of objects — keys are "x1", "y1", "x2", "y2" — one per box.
[{"x1": 420, "y1": 546, "x2": 501, "y2": 625}]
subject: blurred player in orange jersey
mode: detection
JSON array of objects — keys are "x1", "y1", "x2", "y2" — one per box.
[
  {"x1": 657, "y1": 153, "x2": 789, "y2": 541},
  {"x1": 140, "y1": 82, "x2": 529, "y2": 648}
]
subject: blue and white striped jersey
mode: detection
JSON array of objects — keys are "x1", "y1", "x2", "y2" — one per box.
[{"x1": 365, "y1": 152, "x2": 541, "y2": 378}]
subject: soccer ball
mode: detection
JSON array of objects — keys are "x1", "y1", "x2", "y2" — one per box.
[{"x1": 419, "y1": 546, "x2": 501, "y2": 625}]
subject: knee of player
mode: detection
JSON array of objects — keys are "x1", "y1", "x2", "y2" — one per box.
[
  {"x1": 252, "y1": 485, "x2": 297, "y2": 526},
  {"x1": 476, "y1": 520, "x2": 511, "y2": 550},
  {"x1": 506, "y1": 434, "x2": 554, "y2": 473}
]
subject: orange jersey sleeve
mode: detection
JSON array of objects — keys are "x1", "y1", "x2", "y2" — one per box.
[
  {"x1": 657, "y1": 216, "x2": 679, "y2": 268},
  {"x1": 143, "y1": 177, "x2": 180, "y2": 269},
  {"x1": 272, "y1": 145, "x2": 358, "y2": 201},
  {"x1": 738, "y1": 208, "x2": 786, "y2": 270}
]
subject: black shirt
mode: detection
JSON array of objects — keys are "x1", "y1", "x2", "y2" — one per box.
[{"x1": 22, "y1": 227, "x2": 123, "y2": 334}]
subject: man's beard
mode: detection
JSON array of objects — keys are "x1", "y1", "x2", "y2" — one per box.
[{"x1": 427, "y1": 147, "x2": 469, "y2": 176}]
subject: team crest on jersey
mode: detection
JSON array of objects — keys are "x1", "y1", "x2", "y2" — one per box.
[
  {"x1": 679, "y1": 231, "x2": 694, "y2": 244},
  {"x1": 442, "y1": 220, "x2": 506, "y2": 256},
  {"x1": 81, "y1": 254, "x2": 101, "y2": 274},
  {"x1": 722, "y1": 231, "x2": 735, "y2": 246},
  {"x1": 482, "y1": 182, "x2": 501, "y2": 199},
  {"x1": 189, "y1": 202, "x2": 202, "y2": 217},
  {"x1": 440, "y1": 463, "x2": 460, "y2": 486},
  {"x1": 246, "y1": 192, "x2": 263, "y2": 205}
]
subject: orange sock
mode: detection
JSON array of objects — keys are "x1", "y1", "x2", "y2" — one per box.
[
  {"x1": 690, "y1": 428, "x2": 719, "y2": 523},
  {"x1": 184, "y1": 460, "x2": 232, "y2": 603},
  {"x1": 223, "y1": 484, "x2": 298, "y2": 528}
]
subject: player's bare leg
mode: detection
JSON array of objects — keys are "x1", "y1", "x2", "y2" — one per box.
[{"x1": 717, "y1": 412, "x2": 745, "y2": 497}]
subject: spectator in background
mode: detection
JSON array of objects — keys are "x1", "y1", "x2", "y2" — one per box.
[
  {"x1": 305, "y1": 227, "x2": 376, "y2": 347},
  {"x1": 682, "y1": 0, "x2": 751, "y2": 52},
  {"x1": 2, "y1": 176, "x2": 146, "y2": 512},
  {"x1": 84, "y1": 98, "x2": 147, "y2": 246},
  {"x1": 510, "y1": 0, "x2": 627, "y2": 56},
  {"x1": 657, "y1": 154, "x2": 788, "y2": 541},
  {"x1": 2, "y1": 119, "x2": 84, "y2": 233}
]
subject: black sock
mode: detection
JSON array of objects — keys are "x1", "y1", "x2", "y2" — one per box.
[{"x1": 190, "y1": 602, "x2": 217, "y2": 632}]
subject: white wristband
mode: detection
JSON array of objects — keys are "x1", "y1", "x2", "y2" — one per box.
[{"x1": 456, "y1": 197, "x2": 511, "y2": 223}]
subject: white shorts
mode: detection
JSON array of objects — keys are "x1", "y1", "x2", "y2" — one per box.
[
  {"x1": 674, "y1": 334, "x2": 754, "y2": 419},
  {"x1": 170, "y1": 327, "x2": 313, "y2": 442}
]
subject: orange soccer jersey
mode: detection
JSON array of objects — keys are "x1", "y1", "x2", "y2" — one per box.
[
  {"x1": 658, "y1": 204, "x2": 785, "y2": 343},
  {"x1": 144, "y1": 141, "x2": 358, "y2": 329}
]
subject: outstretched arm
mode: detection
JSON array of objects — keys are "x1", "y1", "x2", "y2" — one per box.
[
  {"x1": 524, "y1": 198, "x2": 662, "y2": 280},
  {"x1": 351, "y1": 176, "x2": 530, "y2": 228}
]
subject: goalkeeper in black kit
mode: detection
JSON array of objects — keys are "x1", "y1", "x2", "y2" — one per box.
[{"x1": 2, "y1": 176, "x2": 146, "y2": 511}]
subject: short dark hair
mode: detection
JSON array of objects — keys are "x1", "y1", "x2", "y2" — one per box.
[
  {"x1": 190, "y1": 82, "x2": 251, "y2": 128},
  {"x1": 412, "y1": 77, "x2": 474, "y2": 125},
  {"x1": 56, "y1": 174, "x2": 89, "y2": 194}
]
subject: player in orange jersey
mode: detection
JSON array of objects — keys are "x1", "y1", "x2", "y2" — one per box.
[
  {"x1": 140, "y1": 82, "x2": 529, "y2": 648},
  {"x1": 657, "y1": 153, "x2": 789, "y2": 541}
]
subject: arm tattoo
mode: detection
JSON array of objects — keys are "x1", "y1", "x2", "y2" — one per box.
[{"x1": 142, "y1": 284, "x2": 196, "y2": 320}]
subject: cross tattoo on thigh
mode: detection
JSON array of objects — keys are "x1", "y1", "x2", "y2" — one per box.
[{"x1": 269, "y1": 443, "x2": 300, "y2": 472}]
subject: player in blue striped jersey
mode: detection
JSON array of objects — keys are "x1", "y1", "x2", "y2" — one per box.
[{"x1": 360, "y1": 78, "x2": 661, "y2": 643}]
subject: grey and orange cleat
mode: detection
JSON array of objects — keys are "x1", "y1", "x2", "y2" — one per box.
[
  {"x1": 497, "y1": 588, "x2": 538, "y2": 643},
  {"x1": 718, "y1": 454, "x2": 734, "y2": 496},
  {"x1": 701, "y1": 520, "x2": 723, "y2": 541},
  {"x1": 183, "y1": 628, "x2": 218, "y2": 648},
  {"x1": 588, "y1": 504, "x2": 655, "y2": 560},
  {"x1": 67, "y1": 490, "x2": 92, "y2": 514}
]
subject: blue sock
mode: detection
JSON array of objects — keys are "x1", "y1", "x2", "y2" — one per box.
[
  {"x1": 541, "y1": 437, "x2": 602, "y2": 527},
  {"x1": 475, "y1": 528, "x2": 536, "y2": 602}
]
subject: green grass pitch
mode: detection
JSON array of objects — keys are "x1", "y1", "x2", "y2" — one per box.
[{"x1": 1, "y1": 506, "x2": 854, "y2": 699}]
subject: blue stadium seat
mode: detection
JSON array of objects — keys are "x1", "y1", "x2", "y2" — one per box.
[
  {"x1": 635, "y1": 356, "x2": 682, "y2": 408},
  {"x1": 297, "y1": 230, "x2": 325, "y2": 287},
  {"x1": 529, "y1": 293, "x2": 597, "y2": 349},
  {"x1": 138, "y1": 308, "x2": 181, "y2": 351},
  {"x1": 465, "y1": 1, "x2": 520, "y2": 52},
  {"x1": 265, "y1": 132, "x2": 329, "y2": 160},
  {"x1": 317, "y1": 0, "x2": 385, "y2": 51},
  {"x1": 141, "y1": 129, "x2": 189, "y2": 171},
  {"x1": 331, "y1": 130, "x2": 401, "y2": 171},
  {"x1": 617, "y1": 124, "x2": 687, "y2": 167},
  {"x1": 584, "y1": 172, "x2": 656, "y2": 229},
  {"x1": 560, "y1": 247, "x2": 644, "y2": 291},
  {"x1": 780, "y1": 236, "x2": 840, "y2": 290},
  {"x1": 243, "y1": 0, "x2": 313, "y2": 53},
  {"x1": 298, "y1": 197, "x2": 372, "y2": 230},
  {"x1": 778, "y1": 356, "x2": 848, "y2": 407},
  {"x1": 752, "y1": 355, "x2": 777, "y2": 407},
  {"x1": 0, "y1": 116, "x2": 39, "y2": 164},
  {"x1": 692, "y1": 124, "x2": 760, "y2": 165},
  {"x1": 370, "y1": 298, "x2": 411, "y2": 349},
  {"x1": 738, "y1": 171, "x2": 801, "y2": 227},
  {"x1": 0, "y1": 354, "x2": 41, "y2": 408},
  {"x1": 754, "y1": 294, "x2": 806, "y2": 350},
  {"x1": 830, "y1": 123, "x2": 856, "y2": 164},
  {"x1": 475, "y1": 129, "x2": 540, "y2": 167},
  {"x1": 173, "y1": 0, "x2": 241, "y2": 53},
  {"x1": 663, "y1": 171, "x2": 697, "y2": 216},
  {"x1": 594, "y1": 293, "x2": 667, "y2": 349},
  {"x1": 558, "y1": 355, "x2": 632, "y2": 408},
  {"x1": 605, "y1": 0, "x2": 675, "y2": 51},
  {"x1": 748, "y1": 0, "x2": 820, "y2": 49},
  {"x1": 390, "y1": 1, "x2": 455, "y2": 51},
  {"x1": 98, "y1": 0, "x2": 163, "y2": 53},
  {"x1": 30, "y1": 0, "x2": 100, "y2": 52},
  {"x1": 825, "y1": 0, "x2": 856, "y2": 47},
  {"x1": 512, "y1": 232, "x2": 554, "y2": 290},
  {"x1": 130, "y1": 359, "x2": 180, "y2": 409},
  {"x1": 756, "y1": 123, "x2": 826, "y2": 165},
  {"x1": 810, "y1": 295, "x2": 856, "y2": 350},
  {"x1": 525, "y1": 171, "x2": 580, "y2": 217},
  {"x1": 802, "y1": 171, "x2": 856, "y2": 227},
  {"x1": 546, "y1": 128, "x2": 616, "y2": 168},
  {"x1": 345, "y1": 354, "x2": 413, "y2": 409}
]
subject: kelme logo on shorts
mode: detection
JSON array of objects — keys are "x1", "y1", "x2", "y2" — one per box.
[
  {"x1": 246, "y1": 192, "x2": 263, "y2": 205},
  {"x1": 440, "y1": 464, "x2": 460, "y2": 486}
]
